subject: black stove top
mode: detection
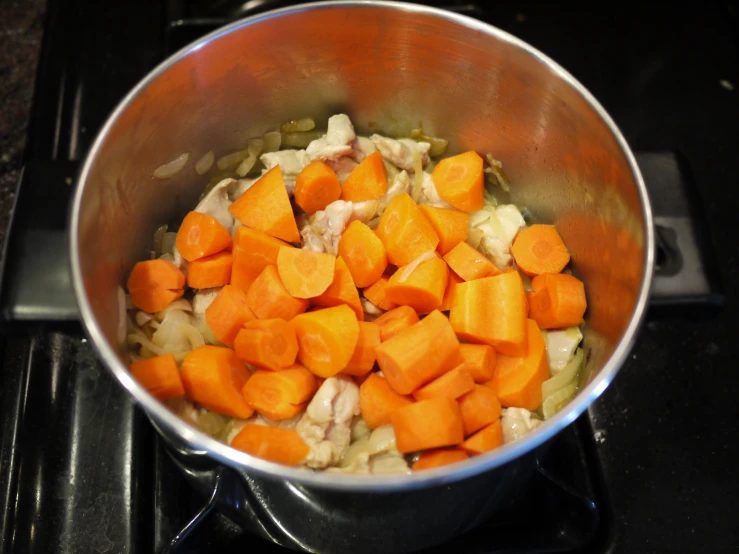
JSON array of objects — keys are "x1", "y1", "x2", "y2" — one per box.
[{"x1": 1, "y1": 1, "x2": 738, "y2": 553}]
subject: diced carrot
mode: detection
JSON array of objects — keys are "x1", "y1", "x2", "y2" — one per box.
[
  {"x1": 385, "y1": 257, "x2": 449, "y2": 314},
  {"x1": 246, "y1": 265, "x2": 309, "y2": 320},
  {"x1": 431, "y1": 151, "x2": 484, "y2": 213},
  {"x1": 449, "y1": 271, "x2": 528, "y2": 356},
  {"x1": 511, "y1": 224, "x2": 570, "y2": 276},
  {"x1": 276, "y1": 247, "x2": 335, "y2": 299},
  {"x1": 457, "y1": 384, "x2": 502, "y2": 436},
  {"x1": 291, "y1": 305, "x2": 360, "y2": 377},
  {"x1": 459, "y1": 344, "x2": 497, "y2": 383},
  {"x1": 443, "y1": 241, "x2": 501, "y2": 281},
  {"x1": 127, "y1": 259, "x2": 185, "y2": 313},
  {"x1": 460, "y1": 420, "x2": 503, "y2": 455},
  {"x1": 362, "y1": 275, "x2": 397, "y2": 311},
  {"x1": 439, "y1": 271, "x2": 463, "y2": 311},
  {"x1": 205, "y1": 284, "x2": 256, "y2": 347},
  {"x1": 130, "y1": 353, "x2": 184, "y2": 401},
  {"x1": 337, "y1": 220, "x2": 388, "y2": 288},
  {"x1": 294, "y1": 160, "x2": 341, "y2": 215},
  {"x1": 233, "y1": 318, "x2": 298, "y2": 370},
  {"x1": 412, "y1": 364, "x2": 475, "y2": 401},
  {"x1": 418, "y1": 205, "x2": 469, "y2": 255},
  {"x1": 231, "y1": 424, "x2": 310, "y2": 466},
  {"x1": 311, "y1": 256, "x2": 363, "y2": 320},
  {"x1": 528, "y1": 273, "x2": 587, "y2": 329},
  {"x1": 341, "y1": 151, "x2": 388, "y2": 202},
  {"x1": 392, "y1": 397, "x2": 465, "y2": 453},
  {"x1": 230, "y1": 226, "x2": 291, "y2": 292},
  {"x1": 242, "y1": 366, "x2": 316, "y2": 420},
  {"x1": 412, "y1": 448, "x2": 469, "y2": 470},
  {"x1": 180, "y1": 345, "x2": 253, "y2": 418},
  {"x1": 359, "y1": 373, "x2": 413, "y2": 429},
  {"x1": 187, "y1": 251, "x2": 233, "y2": 289},
  {"x1": 342, "y1": 321, "x2": 381, "y2": 376},
  {"x1": 375, "y1": 193, "x2": 439, "y2": 266},
  {"x1": 175, "y1": 211, "x2": 232, "y2": 262},
  {"x1": 374, "y1": 305, "x2": 420, "y2": 342},
  {"x1": 375, "y1": 310, "x2": 461, "y2": 395},
  {"x1": 487, "y1": 318, "x2": 550, "y2": 410},
  {"x1": 228, "y1": 166, "x2": 300, "y2": 242}
]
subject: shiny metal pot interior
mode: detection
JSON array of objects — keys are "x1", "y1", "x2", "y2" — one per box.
[{"x1": 70, "y1": 1, "x2": 654, "y2": 551}]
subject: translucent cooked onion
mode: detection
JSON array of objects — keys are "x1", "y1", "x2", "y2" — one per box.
[
  {"x1": 195, "y1": 150, "x2": 215, "y2": 175},
  {"x1": 153, "y1": 153, "x2": 189, "y2": 179},
  {"x1": 135, "y1": 311, "x2": 153, "y2": 327},
  {"x1": 397, "y1": 249, "x2": 438, "y2": 283},
  {"x1": 216, "y1": 149, "x2": 249, "y2": 170},
  {"x1": 161, "y1": 232, "x2": 177, "y2": 256},
  {"x1": 152, "y1": 224, "x2": 168, "y2": 255},
  {"x1": 127, "y1": 331, "x2": 165, "y2": 357},
  {"x1": 542, "y1": 348, "x2": 584, "y2": 398},
  {"x1": 155, "y1": 299, "x2": 193, "y2": 320},
  {"x1": 280, "y1": 117, "x2": 316, "y2": 133},
  {"x1": 365, "y1": 424, "x2": 397, "y2": 455},
  {"x1": 542, "y1": 380, "x2": 578, "y2": 419},
  {"x1": 262, "y1": 131, "x2": 281, "y2": 153}
]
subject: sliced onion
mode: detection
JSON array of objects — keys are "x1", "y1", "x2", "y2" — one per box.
[
  {"x1": 127, "y1": 331, "x2": 165, "y2": 356},
  {"x1": 262, "y1": 131, "x2": 282, "y2": 153},
  {"x1": 153, "y1": 152, "x2": 189, "y2": 179},
  {"x1": 155, "y1": 299, "x2": 193, "y2": 320},
  {"x1": 195, "y1": 150, "x2": 215, "y2": 175},
  {"x1": 161, "y1": 232, "x2": 177, "y2": 256},
  {"x1": 216, "y1": 149, "x2": 248, "y2": 170},
  {"x1": 542, "y1": 348, "x2": 584, "y2": 398},
  {"x1": 542, "y1": 380, "x2": 578, "y2": 419},
  {"x1": 397, "y1": 249, "x2": 438, "y2": 283},
  {"x1": 135, "y1": 311, "x2": 153, "y2": 327}
]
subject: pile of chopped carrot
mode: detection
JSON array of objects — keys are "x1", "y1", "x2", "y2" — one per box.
[{"x1": 126, "y1": 146, "x2": 587, "y2": 471}]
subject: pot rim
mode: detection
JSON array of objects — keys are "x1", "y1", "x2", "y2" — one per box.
[{"x1": 69, "y1": 0, "x2": 655, "y2": 492}]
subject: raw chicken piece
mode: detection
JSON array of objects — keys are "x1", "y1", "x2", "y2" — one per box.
[
  {"x1": 351, "y1": 136, "x2": 377, "y2": 162},
  {"x1": 192, "y1": 288, "x2": 221, "y2": 314},
  {"x1": 306, "y1": 114, "x2": 356, "y2": 162},
  {"x1": 475, "y1": 204, "x2": 526, "y2": 268},
  {"x1": 230, "y1": 177, "x2": 258, "y2": 200},
  {"x1": 376, "y1": 170, "x2": 411, "y2": 215},
  {"x1": 370, "y1": 134, "x2": 430, "y2": 171},
  {"x1": 327, "y1": 156, "x2": 359, "y2": 184},
  {"x1": 300, "y1": 199, "x2": 378, "y2": 255},
  {"x1": 418, "y1": 171, "x2": 453, "y2": 208},
  {"x1": 260, "y1": 149, "x2": 311, "y2": 195},
  {"x1": 501, "y1": 408, "x2": 541, "y2": 444},
  {"x1": 260, "y1": 149, "x2": 311, "y2": 176},
  {"x1": 194, "y1": 178, "x2": 237, "y2": 233},
  {"x1": 296, "y1": 376, "x2": 361, "y2": 469},
  {"x1": 545, "y1": 327, "x2": 583, "y2": 375}
]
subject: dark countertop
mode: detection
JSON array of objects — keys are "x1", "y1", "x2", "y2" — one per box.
[{"x1": 0, "y1": 0, "x2": 46, "y2": 248}]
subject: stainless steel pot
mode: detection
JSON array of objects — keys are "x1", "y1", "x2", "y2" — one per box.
[{"x1": 69, "y1": 2, "x2": 654, "y2": 552}]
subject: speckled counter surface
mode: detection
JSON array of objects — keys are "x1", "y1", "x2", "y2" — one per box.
[{"x1": 0, "y1": 0, "x2": 46, "y2": 248}]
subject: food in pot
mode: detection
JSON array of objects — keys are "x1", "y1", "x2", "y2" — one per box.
[{"x1": 125, "y1": 114, "x2": 588, "y2": 473}]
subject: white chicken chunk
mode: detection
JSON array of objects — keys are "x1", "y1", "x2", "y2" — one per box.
[
  {"x1": 300, "y1": 199, "x2": 378, "y2": 255},
  {"x1": 501, "y1": 408, "x2": 541, "y2": 444},
  {"x1": 296, "y1": 376, "x2": 361, "y2": 469},
  {"x1": 351, "y1": 136, "x2": 377, "y2": 162},
  {"x1": 260, "y1": 149, "x2": 311, "y2": 196},
  {"x1": 545, "y1": 327, "x2": 583, "y2": 375},
  {"x1": 194, "y1": 178, "x2": 237, "y2": 233},
  {"x1": 230, "y1": 177, "x2": 258, "y2": 200},
  {"x1": 376, "y1": 170, "x2": 411, "y2": 215},
  {"x1": 327, "y1": 156, "x2": 359, "y2": 184},
  {"x1": 418, "y1": 171, "x2": 453, "y2": 208},
  {"x1": 306, "y1": 114, "x2": 356, "y2": 162},
  {"x1": 474, "y1": 204, "x2": 526, "y2": 268},
  {"x1": 370, "y1": 134, "x2": 430, "y2": 171}
]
